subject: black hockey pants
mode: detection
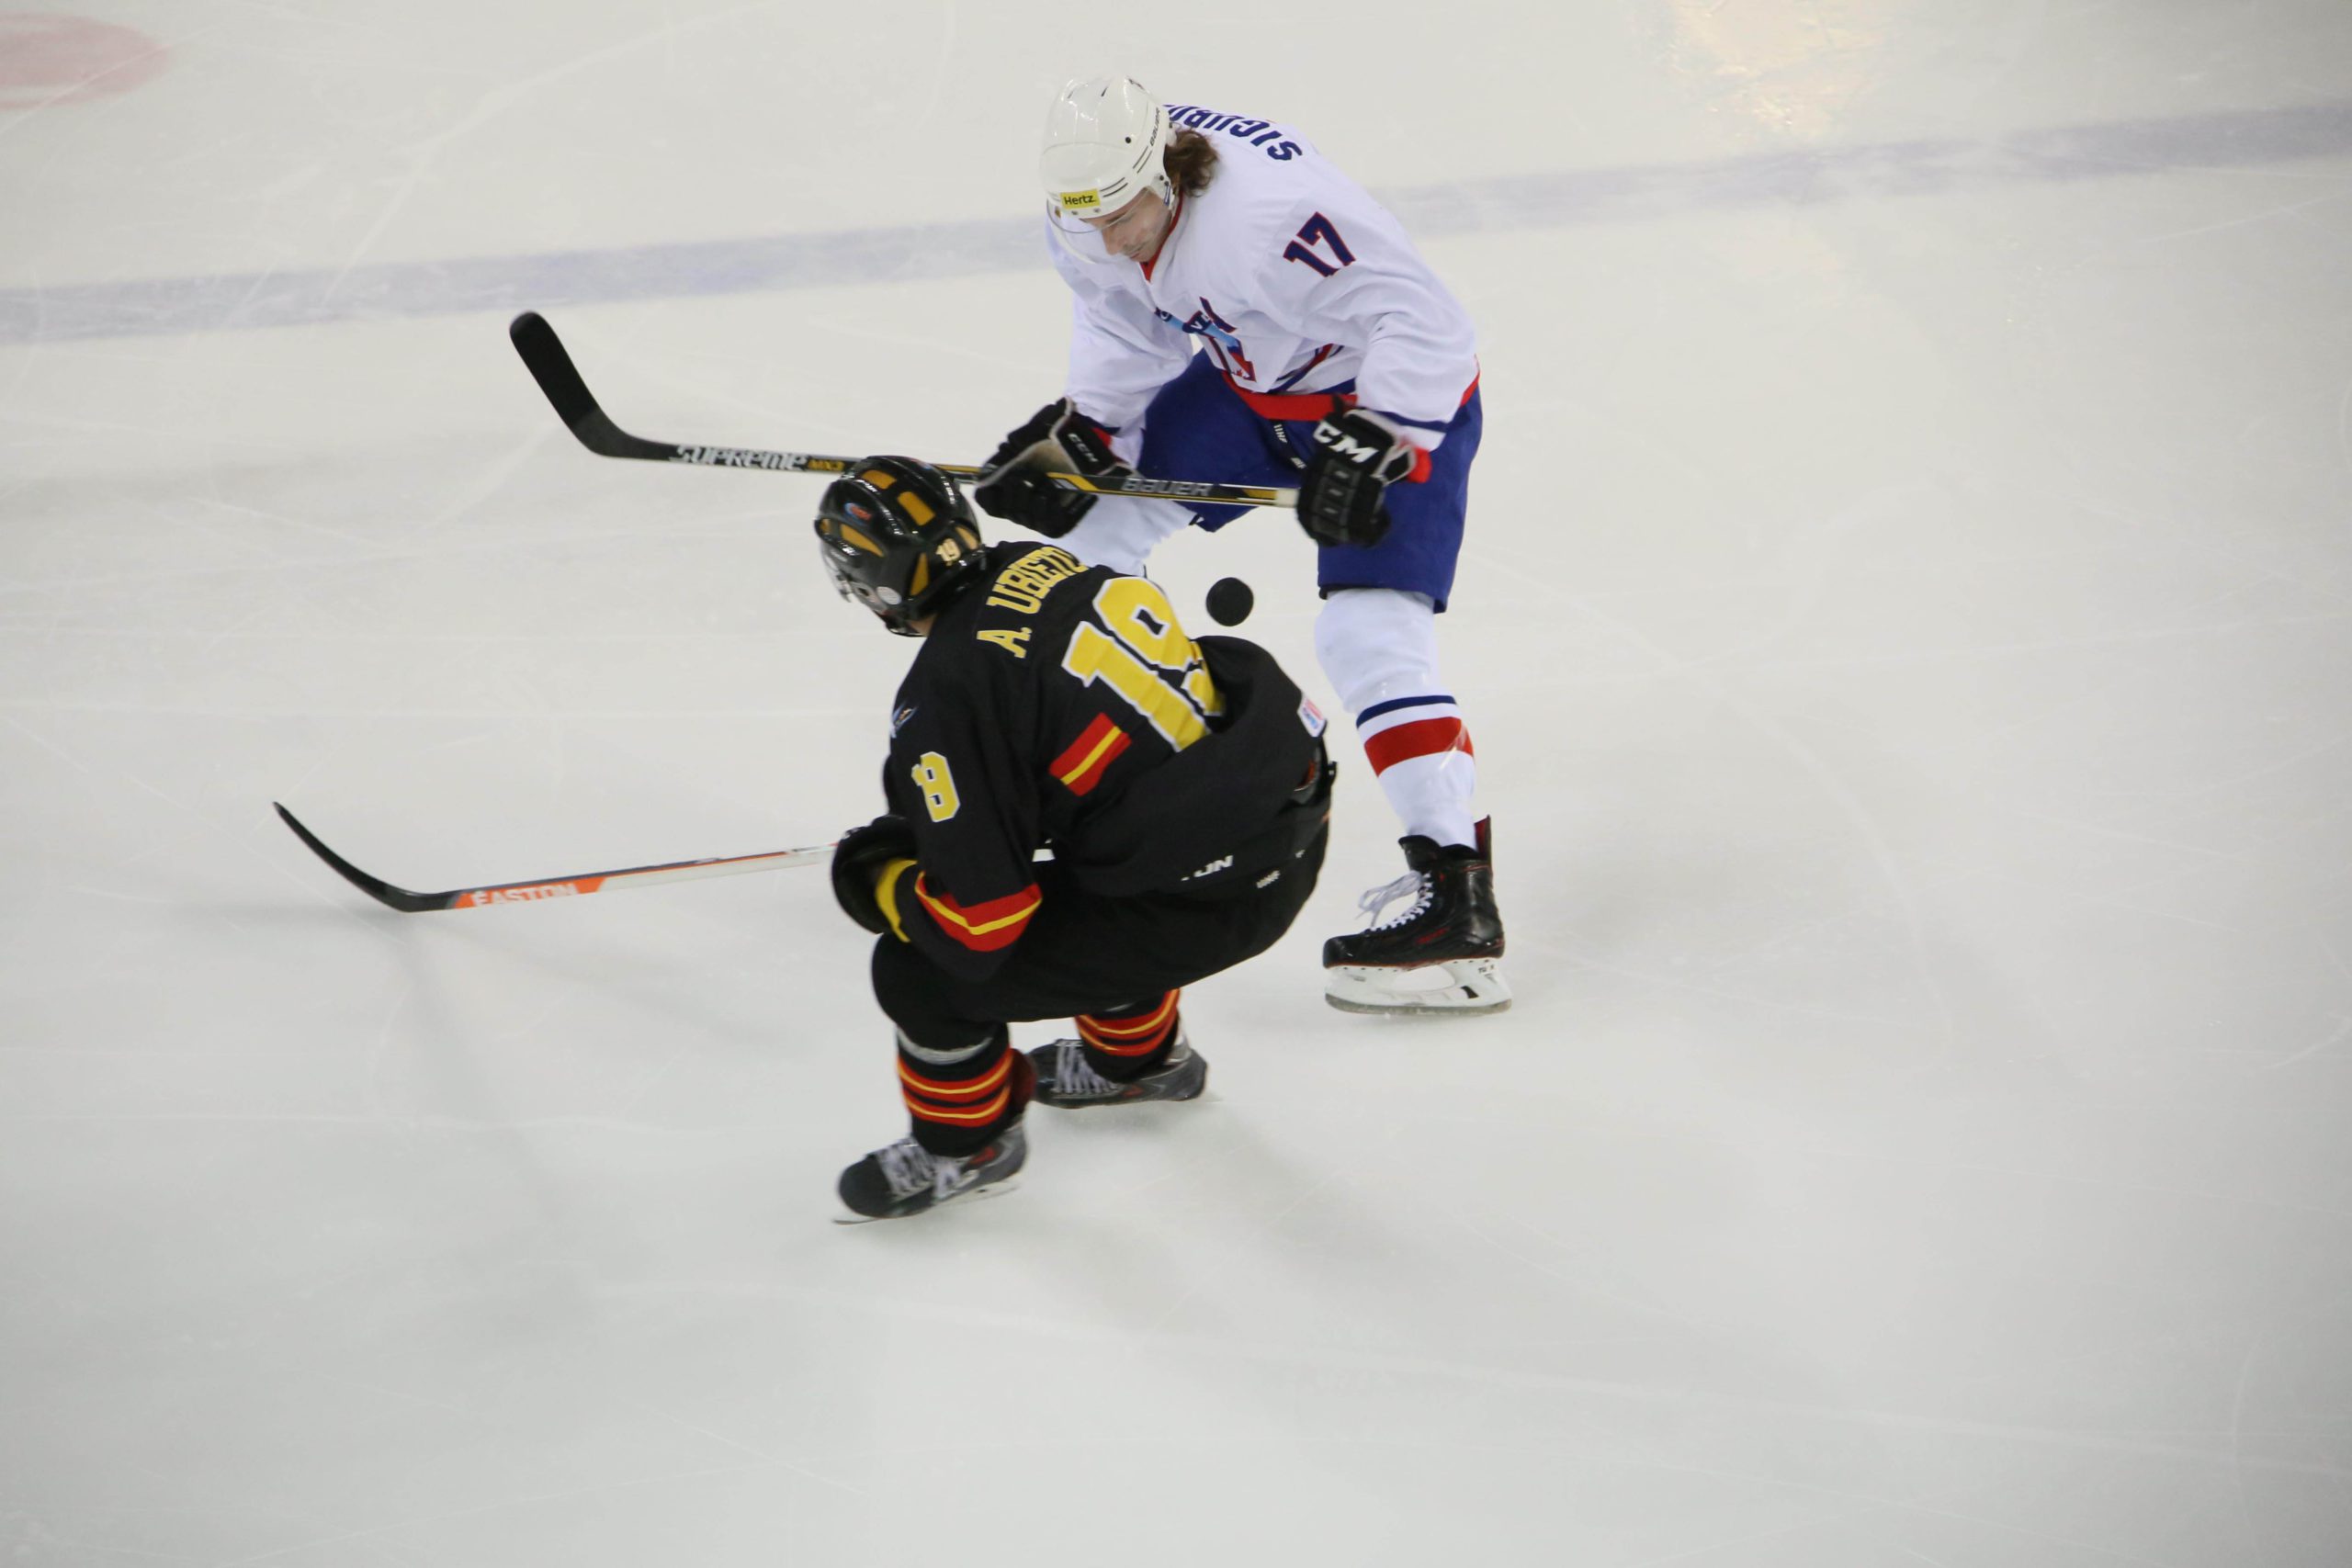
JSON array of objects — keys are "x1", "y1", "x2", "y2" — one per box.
[
  {"x1": 872, "y1": 815, "x2": 1328, "y2": 1054},
  {"x1": 869, "y1": 761, "x2": 1329, "y2": 1154}
]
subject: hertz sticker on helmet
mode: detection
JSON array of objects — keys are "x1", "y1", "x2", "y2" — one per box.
[{"x1": 1057, "y1": 189, "x2": 1101, "y2": 212}]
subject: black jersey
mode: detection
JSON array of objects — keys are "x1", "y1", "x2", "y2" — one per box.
[{"x1": 873, "y1": 542, "x2": 1328, "y2": 980}]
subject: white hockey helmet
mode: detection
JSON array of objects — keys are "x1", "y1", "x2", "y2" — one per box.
[{"x1": 1039, "y1": 77, "x2": 1170, "y2": 255}]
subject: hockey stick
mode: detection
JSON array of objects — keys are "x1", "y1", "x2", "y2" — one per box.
[
  {"x1": 275, "y1": 802, "x2": 831, "y2": 913},
  {"x1": 508, "y1": 311, "x2": 1301, "y2": 510}
]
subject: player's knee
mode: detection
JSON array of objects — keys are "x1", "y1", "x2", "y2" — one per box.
[
  {"x1": 868, "y1": 930, "x2": 930, "y2": 1006},
  {"x1": 1314, "y1": 588, "x2": 1440, "y2": 711}
]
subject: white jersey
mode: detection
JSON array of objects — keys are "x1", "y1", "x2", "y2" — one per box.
[{"x1": 1048, "y1": 105, "x2": 1478, "y2": 449}]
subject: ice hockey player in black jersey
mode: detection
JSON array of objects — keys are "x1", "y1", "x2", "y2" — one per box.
[{"x1": 814, "y1": 457, "x2": 1333, "y2": 1222}]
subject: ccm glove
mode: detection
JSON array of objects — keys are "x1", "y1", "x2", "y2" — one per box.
[
  {"x1": 831, "y1": 815, "x2": 918, "y2": 937},
  {"x1": 973, "y1": 399, "x2": 1131, "y2": 538},
  {"x1": 1298, "y1": 408, "x2": 1422, "y2": 548}
]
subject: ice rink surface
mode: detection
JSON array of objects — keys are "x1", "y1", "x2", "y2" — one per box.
[{"x1": 6, "y1": 2, "x2": 2352, "y2": 1562}]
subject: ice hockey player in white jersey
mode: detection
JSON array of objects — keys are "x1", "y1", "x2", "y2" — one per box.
[{"x1": 973, "y1": 76, "x2": 1508, "y2": 1017}]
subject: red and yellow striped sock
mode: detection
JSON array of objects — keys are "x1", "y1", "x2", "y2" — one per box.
[
  {"x1": 896, "y1": 1029, "x2": 1031, "y2": 1156},
  {"x1": 1075, "y1": 991, "x2": 1182, "y2": 1081}
]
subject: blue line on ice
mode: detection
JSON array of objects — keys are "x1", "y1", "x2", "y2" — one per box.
[{"x1": 6, "y1": 100, "x2": 2348, "y2": 346}]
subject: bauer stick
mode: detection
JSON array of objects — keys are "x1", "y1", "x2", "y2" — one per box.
[
  {"x1": 275, "y1": 803, "x2": 832, "y2": 913},
  {"x1": 508, "y1": 311, "x2": 1301, "y2": 510}
]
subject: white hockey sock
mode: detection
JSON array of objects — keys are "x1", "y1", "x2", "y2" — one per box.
[
  {"x1": 1314, "y1": 589, "x2": 1480, "y2": 850},
  {"x1": 1359, "y1": 703, "x2": 1478, "y2": 849}
]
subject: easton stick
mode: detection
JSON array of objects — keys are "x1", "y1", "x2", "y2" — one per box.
[
  {"x1": 275, "y1": 803, "x2": 832, "y2": 913},
  {"x1": 508, "y1": 311, "x2": 1301, "y2": 510}
]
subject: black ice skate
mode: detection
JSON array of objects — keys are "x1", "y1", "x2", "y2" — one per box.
[
  {"x1": 835, "y1": 1124, "x2": 1027, "y2": 1223},
  {"x1": 1027, "y1": 1033, "x2": 1208, "y2": 1108},
  {"x1": 1321, "y1": 818, "x2": 1510, "y2": 1017}
]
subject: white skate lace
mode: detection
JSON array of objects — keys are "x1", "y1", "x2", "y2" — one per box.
[
  {"x1": 875, "y1": 1137, "x2": 958, "y2": 1200},
  {"x1": 1049, "y1": 1040, "x2": 1120, "y2": 1098},
  {"x1": 1356, "y1": 870, "x2": 1433, "y2": 932}
]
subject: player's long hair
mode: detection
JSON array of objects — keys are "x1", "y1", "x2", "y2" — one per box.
[{"x1": 1164, "y1": 130, "x2": 1219, "y2": 197}]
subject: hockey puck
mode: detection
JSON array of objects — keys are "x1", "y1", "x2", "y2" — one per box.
[{"x1": 1205, "y1": 577, "x2": 1254, "y2": 626}]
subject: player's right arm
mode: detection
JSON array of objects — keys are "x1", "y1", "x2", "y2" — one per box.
[
  {"x1": 1047, "y1": 226, "x2": 1194, "y2": 431},
  {"x1": 875, "y1": 684, "x2": 1046, "y2": 983},
  {"x1": 973, "y1": 230, "x2": 1195, "y2": 536}
]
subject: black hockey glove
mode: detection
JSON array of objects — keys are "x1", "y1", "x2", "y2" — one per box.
[
  {"x1": 831, "y1": 815, "x2": 918, "y2": 937},
  {"x1": 1298, "y1": 408, "x2": 1420, "y2": 548},
  {"x1": 973, "y1": 399, "x2": 1130, "y2": 538}
]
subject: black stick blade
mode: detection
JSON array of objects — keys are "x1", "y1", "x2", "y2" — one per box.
[
  {"x1": 508, "y1": 311, "x2": 673, "y2": 460},
  {"x1": 508, "y1": 310, "x2": 598, "y2": 427},
  {"x1": 275, "y1": 803, "x2": 451, "y2": 912}
]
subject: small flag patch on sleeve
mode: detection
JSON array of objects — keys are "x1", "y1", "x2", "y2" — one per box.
[{"x1": 1049, "y1": 713, "x2": 1132, "y2": 795}]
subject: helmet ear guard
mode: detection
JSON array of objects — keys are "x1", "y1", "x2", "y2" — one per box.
[{"x1": 813, "y1": 457, "x2": 987, "y2": 636}]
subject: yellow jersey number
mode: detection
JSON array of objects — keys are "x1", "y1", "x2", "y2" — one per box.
[
  {"x1": 1059, "y1": 578, "x2": 1226, "y2": 750},
  {"x1": 911, "y1": 750, "x2": 960, "y2": 822}
]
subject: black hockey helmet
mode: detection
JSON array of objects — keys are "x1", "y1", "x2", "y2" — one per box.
[{"x1": 812, "y1": 457, "x2": 988, "y2": 636}]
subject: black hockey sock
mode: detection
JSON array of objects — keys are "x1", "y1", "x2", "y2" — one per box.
[
  {"x1": 896, "y1": 1027, "x2": 1031, "y2": 1156},
  {"x1": 1075, "y1": 992, "x2": 1182, "y2": 1082}
]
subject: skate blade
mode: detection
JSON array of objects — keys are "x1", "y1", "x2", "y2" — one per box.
[
  {"x1": 1035, "y1": 1077, "x2": 1210, "y2": 1111},
  {"x1": 1324, "y1": 957, "x2": 1512, "y2": 1018},
  {"x1": 831, "y1": 1175, "x2": 1023, "y2": 1225}
]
